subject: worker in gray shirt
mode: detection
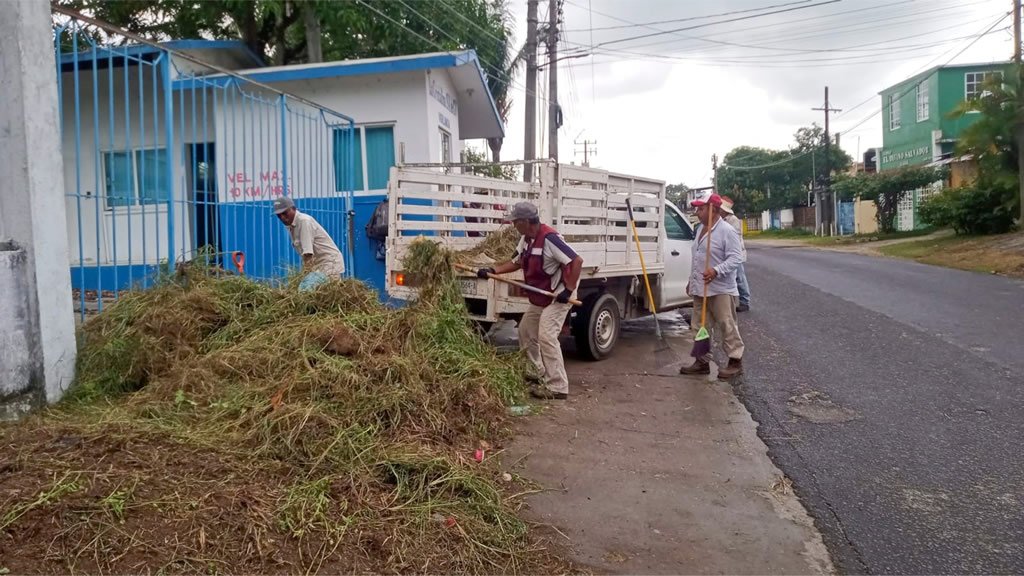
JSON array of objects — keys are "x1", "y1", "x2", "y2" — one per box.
[{"x1": 680, "y1": 192, "x2": 745, "y2": 380}]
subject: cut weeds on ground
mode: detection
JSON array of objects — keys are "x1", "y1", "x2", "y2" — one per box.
[{"x1": 0, "y1": 241, "x2": 568, "y2": 574}]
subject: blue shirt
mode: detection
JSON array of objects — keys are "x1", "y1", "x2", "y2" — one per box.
[{"x1": 690, "y1": 218, "x2": 744, "y2": 297}]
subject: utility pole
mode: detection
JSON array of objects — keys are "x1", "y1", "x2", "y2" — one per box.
[
  {"x1": 712, "y1": 154, "x2": 719, "y2": 193},
  {"x1": 574, "y1": 137, "x2": 597, "y2": 166},
  {"x1": 547, "y1": 0, "x2": 561, "y2": 162},
  {"x1": 812, "y1": 86, "x2": 841, "y2": 235},
  {"x1": 523, "y1": 0, "x2": 539, "y2": 182},
  {"x1": 1015, "y1": 0, "x2": 1023, "y2": 222}
]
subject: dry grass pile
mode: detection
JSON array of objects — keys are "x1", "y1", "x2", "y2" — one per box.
[
  {"x1": 0, "y1": 246, "x2": 565, "y2": 574},
  {"x1": 455, "y1": 226, "x2": 521, "y2": 265}
]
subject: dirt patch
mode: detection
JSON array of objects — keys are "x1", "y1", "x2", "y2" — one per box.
[{"x1": 788, "y1": 391, "x2": 859, "y2": 424}]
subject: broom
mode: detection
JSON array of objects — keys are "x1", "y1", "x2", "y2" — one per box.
[
  {"x1": 624, "y1": 197, "x2": 676, "y2": 365},
  {"x1": 690, "y1": 206, "x2": 714, "y2": 359}
]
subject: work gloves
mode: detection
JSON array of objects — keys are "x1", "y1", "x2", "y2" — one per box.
[
  {"x1": 555, "y1": 288, "x2": 573, "y2": 304},
  {"x1": 476, "y1": 267, "x2": 495, "y2": 279}
]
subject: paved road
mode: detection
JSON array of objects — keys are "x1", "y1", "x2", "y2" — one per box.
[{"x1": 737, "y1": 245, "x2": 1024, "y2": 574}]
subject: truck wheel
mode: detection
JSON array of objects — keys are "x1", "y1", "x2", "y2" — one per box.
[{"x1": 573, "y1": 293, "x2": 620, "y2": 361}]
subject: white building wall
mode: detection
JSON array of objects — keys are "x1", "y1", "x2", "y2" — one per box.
[{"x1": 424, "y1": 68, "x2": 463, "y2": 163}]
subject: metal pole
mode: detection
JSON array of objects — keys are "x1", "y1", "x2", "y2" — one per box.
[
  {"x1": 1015, "y1": 0, "x2": 1024, "y2": 222},
  {"x1": 524, "y1": 0, "x2": 538, "y2": 181}
]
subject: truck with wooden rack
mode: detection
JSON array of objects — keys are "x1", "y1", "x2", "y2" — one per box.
[{"x1": 385, "y1": 161, "x2": 696, "y2": 360}]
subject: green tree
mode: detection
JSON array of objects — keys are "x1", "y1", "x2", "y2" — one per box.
[
  {"x1": 665, "y1": 183, "x2": 690, "y2": 209},
  {"x1": 716, "y1": 124, "x2": 852, "y2": 216}
]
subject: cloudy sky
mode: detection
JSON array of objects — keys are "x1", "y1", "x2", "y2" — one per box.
[{"x1": 480, "y1": 0, "x2": 1013, "y2": 187}]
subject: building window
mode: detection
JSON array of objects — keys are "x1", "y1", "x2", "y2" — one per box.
[
  {"x1": 333, "y1": 125, "x2": 395, "y2": 192},
  {"x1": 439, "y1": 129, "x2": 452, "y2": 164},
  {"x1": 888, "y1": 93, "x2": 901, "y2": 131},
  {"x1": 102, "y1": 148, "x2": 170, "y2": 208},
  {"x1": 965, "y1": 71, "x2": 1002, "y2": 100},
  {"x1": 916, "y1": 82, "x2": 929, "y2": 122}
]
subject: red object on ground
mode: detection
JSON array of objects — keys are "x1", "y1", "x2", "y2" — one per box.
[
  {"x1": 474, "y1": 449, "x2": 485, "y2": 462},
  {"x1": 231, "y1": 251, "x2": 246, "y2": 276}
]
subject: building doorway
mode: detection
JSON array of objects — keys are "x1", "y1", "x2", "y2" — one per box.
[{"x1": 188, "y1": 143, "x2": 219, "y2": 255}]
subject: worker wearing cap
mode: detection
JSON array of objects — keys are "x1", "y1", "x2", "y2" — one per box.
[
  {"x1": 681, "y1": 192, "x2": 745, "y2": 379},
  {"x1": 476, "y1": 202, "x2": 583, "y2": 400},
  {"x1": 720, "y1": 197, "x2": 751, "y2": 312},
  {"x1": 273, "y1": 196, "x2": 346, "y2": 277}
]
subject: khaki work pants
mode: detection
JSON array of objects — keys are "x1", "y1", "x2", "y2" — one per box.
[
  {"x1": 519, "y1": 301, "x2": 573, "y2": 394},
  {"x1": 692, "y1": 295, "x2": 745, "y2": 361}
]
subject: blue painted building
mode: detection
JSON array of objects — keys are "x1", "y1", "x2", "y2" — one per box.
[{"x1": 57, "y1": 35, "x2": 503, "y2": 300}]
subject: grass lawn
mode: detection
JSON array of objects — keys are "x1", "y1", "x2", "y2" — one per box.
[
  {"x1": 878, "y1": 231, "x2": 1024, "y2": 278},
  {"x1": 750, "y1": 228, "x2": 936, "y2": 246}
]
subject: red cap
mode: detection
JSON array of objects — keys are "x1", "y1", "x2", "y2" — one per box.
[{"x1": 690, "y1": 192, "x2": 723, "y2": 207}]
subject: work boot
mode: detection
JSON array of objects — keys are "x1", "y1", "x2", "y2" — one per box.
[
  {"x1": 736, "y1": 303, "x2": 750, "y2": 312},
  {"x1": 718, "y1": 358, "x2": 744, "y2": 380},
  {"x1": 525, "y1": 374, "x2": 542, "y2": 387},
  {"x1": 530, "y1": 387, "x2": 567, "y2": 400},
  {"x1": 679, "y1": 359, "x2": 711, "y2": 375}
]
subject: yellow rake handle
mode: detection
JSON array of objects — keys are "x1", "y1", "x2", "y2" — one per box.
[
  {"x1": 625, "y1": 198, "x2": 658, "y2": 315},
  {"x1": 699, "y1": 207, "x2": 714, "y2": 329}
]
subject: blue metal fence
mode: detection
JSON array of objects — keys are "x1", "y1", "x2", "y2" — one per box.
[{"x1": 55, "y1": 18, "x2": 356, "y2": 320}]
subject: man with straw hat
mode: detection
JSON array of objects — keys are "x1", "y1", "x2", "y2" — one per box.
[
  {"x1": 476, "y1": 201, "x2": 583, "y2": 400},
  {"x1": 720, "y1": 196, "x2": 751, "y2": 312},
  {"x1": 680, "y1": 192, "x2": 745, "y2": 379}
]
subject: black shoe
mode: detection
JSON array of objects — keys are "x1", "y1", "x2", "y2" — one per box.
[
  {"x1": 530, "y1": 388, "x2": 567, "y2": 400},
  {"x1": 736, "y1": 303, "x2": 750, "y2": 312},
  {"x1": 679, "y1": 360, "x2": 711, "y2": 375}
]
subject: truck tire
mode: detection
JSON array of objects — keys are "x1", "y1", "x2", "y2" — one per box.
[{"x1": 573, "y1": 292, "x2": 620, "y2": 361}]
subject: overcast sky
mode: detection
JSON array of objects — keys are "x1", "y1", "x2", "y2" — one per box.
[{"x1": 478, "y1": 0, "x2": 1012, "y2": 187}]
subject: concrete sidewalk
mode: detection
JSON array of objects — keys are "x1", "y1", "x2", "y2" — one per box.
[{"x1": 502, "y1": 327, "x2": 833, "y2": 574}]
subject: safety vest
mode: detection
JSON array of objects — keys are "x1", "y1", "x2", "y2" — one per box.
[{"x1": 522, "y1": 224, "x2": 567, "y2": 307}]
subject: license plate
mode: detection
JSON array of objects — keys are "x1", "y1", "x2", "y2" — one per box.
[{"x1": 459, "y1": 279, "x2": 477, "y2": 295}]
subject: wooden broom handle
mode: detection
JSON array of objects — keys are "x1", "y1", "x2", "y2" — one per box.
[{"x1": 699, "y1": 209, "x2": 714, "y2": 328}]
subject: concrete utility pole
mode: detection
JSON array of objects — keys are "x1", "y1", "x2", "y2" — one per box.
[
  {"x1": 523, "y1": 0, "x2": 539, "y2": 182},
  {"x1": 0, "y1": 0, "x2": 77, "y2": 417},
  {"x1": 813, "y1": 86, "x2": 841, "y2": 235},
  {"x1": 1015, "y1": 0, "x2": 1024, "y2": 222},
  {"x1": 547, "y1": 0, "x2": 561, "y2": 162}
]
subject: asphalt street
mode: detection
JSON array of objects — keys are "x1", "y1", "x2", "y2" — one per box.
[{"x1": 737, "y1": 245, "x2": 1024, "y2": 574}]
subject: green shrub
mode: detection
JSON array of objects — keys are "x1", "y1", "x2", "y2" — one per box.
[{"x1": 919, "y1": 181, "x2": 1018, "y2": 235}]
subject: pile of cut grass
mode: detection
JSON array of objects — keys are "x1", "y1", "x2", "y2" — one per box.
[
  {"x1": 0, "y1": 244, "x2": 566, "y2": 574},
  {"x1": 456, "y1": 226, "x2": 521, "y2": 265}
]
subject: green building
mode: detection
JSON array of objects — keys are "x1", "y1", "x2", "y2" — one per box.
[
  {"x1": 878, "y1": 62, "x2": 1009, "y2": 229},
  {"x1": 880, "y1": 62, "x2": 1009, "y2": 171}
]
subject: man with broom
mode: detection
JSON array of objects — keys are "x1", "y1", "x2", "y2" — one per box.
[
  {"x1": 476, "y1": 202, "x2": 583, "y2": 400},
  {"x1": 680, "y1": 192, "x2": 745, "y2": 379}
]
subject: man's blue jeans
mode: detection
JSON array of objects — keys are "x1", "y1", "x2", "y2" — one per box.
[{"x1": 736, "y1": 263, "x2": 751, "y2": 307}]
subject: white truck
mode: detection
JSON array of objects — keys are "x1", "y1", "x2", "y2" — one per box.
[{"x1": 385, "y1": 161, "x2": 696, "y2": 360}]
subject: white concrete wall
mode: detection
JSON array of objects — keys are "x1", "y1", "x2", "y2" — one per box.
[
  {"x1": 266, "y1": 70, "x2": 431, "y2": 193},
  {"x1": 0, "y1": 0, "x2": 77, "y2": 408},
  {"x1": 780, "y1": 208, "x2": 795, "y2": 228},
  {"x1": 425, "y1": 68, "x2": 463, "y2": 163},
  {"x1": 58, "y1": 63, "x2": 196, "y2": 266}
]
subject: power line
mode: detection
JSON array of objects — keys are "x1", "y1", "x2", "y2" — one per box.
[
  {"x1": 836, "y1": 11, "x2": 1011, "y2": 136},
  {"x1": 591, "y1": 0, "x2": 842, "y2": 49},
  {"x1": 564, "y1": 1, "x2": 992, "y2": 62},
  {"x1": 562, "y1": 0, "x2": 815, "y2": 32},
  {"x1": 580, "y1": 0, "x2": 984, "y2": 57}
]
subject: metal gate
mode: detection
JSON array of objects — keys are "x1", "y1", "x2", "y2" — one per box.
[{"x1": 54, "y1": 12, "x2": 356, "y2": 320}]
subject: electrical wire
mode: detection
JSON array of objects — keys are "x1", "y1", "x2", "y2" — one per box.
[
  {"x1": 562, "y1": 0, "x2": 815, "y2": 33},
  {"x1": 591, "y1": 0, "x2": 842, "y2": 49}
]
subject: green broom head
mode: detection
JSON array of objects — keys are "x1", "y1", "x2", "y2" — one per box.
[{"x1": 690, "y1": 326, "x2": 711, "y2": 358}]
